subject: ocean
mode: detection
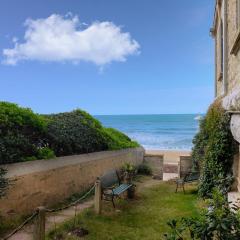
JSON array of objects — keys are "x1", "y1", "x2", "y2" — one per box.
[{"x1": 96, "y1": 114, "x2": 201, "y2": 150}]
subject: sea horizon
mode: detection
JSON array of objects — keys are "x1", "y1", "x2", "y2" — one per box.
[
  {"x1": 95, "y1": 113, "x2": 205, "y2": 116},
  {"x1": 96, "y1": 114, "x2": 202, "y2": 151}
]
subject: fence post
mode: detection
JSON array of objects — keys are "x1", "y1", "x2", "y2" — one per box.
[
  {"x1": 33, "y1": 206, "x2": 46, "y2": 240},
  {"x1": 94, "y1": 179, "x2": 102, "y2": 214}
]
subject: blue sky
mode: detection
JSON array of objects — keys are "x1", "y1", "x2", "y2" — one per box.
[{"x1": 0, "y1": 0, "x2": 214, "y2": 115}]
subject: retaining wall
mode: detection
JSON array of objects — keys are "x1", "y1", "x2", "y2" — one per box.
[
  {"x1": 0, "y1": 147, "x2": 144, "y2": 218},
  {"x1": 144, "y1": 153, "x2": 164, "y2": 179},
  {"x1": 179, "y1": 156, "x2": 193, "y2": 178}
]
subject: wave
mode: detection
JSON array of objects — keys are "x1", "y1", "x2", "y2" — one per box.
[{"x1": 96, "y1": 114, "x2": 199, "y2": 150}]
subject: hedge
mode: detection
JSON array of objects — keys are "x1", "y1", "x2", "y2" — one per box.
[
  {"x1": 45, "y1": 110, "x2": 109, "y2": 156},
  {"x1": 0, "y1": 102, "x2": 139, "y2": 164},
  {"x1": 0, "y1": 102, "x2": 47, "y2": 164}
]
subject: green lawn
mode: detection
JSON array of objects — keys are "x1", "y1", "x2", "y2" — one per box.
[{"x1": 47, "y1": 177, "x2": 199, "y2": 240}]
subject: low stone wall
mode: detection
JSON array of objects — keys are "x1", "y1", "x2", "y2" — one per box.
[
  {"x1": 179, "y1": 156, "x2": 192, "y2": 178},
  {"x1": 144, "y1": 153, "x2": 163, "y2": 179},
  {"x1": 0, "y1": 147, "x2": 144, "y2": 218}
]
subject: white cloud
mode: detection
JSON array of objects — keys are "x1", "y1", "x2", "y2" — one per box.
[{"x1": 3, "y1": 14, "x2": 140, "y2": 66}]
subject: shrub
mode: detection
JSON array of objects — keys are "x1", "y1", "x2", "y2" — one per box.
[
  {"x1": 137, "y1": 164, "x2": 152, "y2": 175},
  {"x1": 0, "y1": 102, "x2": 47, "y2": 164},
  {"x1": 0, "y1": 102, "x2": 140, "y2": 164},
  {"x1": 164, "y1": 189, "x2": 240, "y2": 240},
  {"x1": 104, "y1": 128, "x2": 139, "y2": 150},
  {"x1": 191, "y1": 117, "x2": 208, "y2": 170},
  {"x1": 191, "y1": 100, "x2": 237, "y2": 197},
  {"x1": 121, "y1": 162, "x2": 137, "y2": 174},
  {"x1": 37, "y1": 147, "x2": 56, "y2": 160},
  {"x1": 45, "y1": 110, "x2": 110, "y2": 156}
]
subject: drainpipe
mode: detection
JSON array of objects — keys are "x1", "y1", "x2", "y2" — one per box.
[{"x1": 223, "y1": 0, "x2": 228, "y2": 95}]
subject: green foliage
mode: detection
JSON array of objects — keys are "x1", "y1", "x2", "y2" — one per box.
[
  {"x1": 0, "y1": 168, "x2": 8, "y2": 198},
  {"x1": 103, "y1": 128, "x2": 139, "y2": 150},
  {"x1": 164, "y1": 189, "x2": 240, "y2": 240},
  {"x1": 37, "y1": 147, "x2": 56, "y2": 160},
  {"x1": 0, "y1": 102, "x2": 139, "y2": 164},
  {"x1": 191, "y1": 101, "x2": 237, "y2": 197},
  {"x1": 0, "y1": 102, "x2": 47, "y2": 164},
  {"x1": 122, "y1": 162, "x2": 136, "y2": 172},
  {"x1": 192, "y1": 117, "x2": 208, "y2": 170},
  {"x1": 24, "y1": 156, "x2": 38, "y2": 161},
  {"x1": 45, "y1": 110, "x2": 109, "y2": 156},
  {"x1": 121, "y1": 162, "x2": 137, "y2": 176},
  {"x1": 137, "y1": 163, "x2": 152, "y2": 175}
]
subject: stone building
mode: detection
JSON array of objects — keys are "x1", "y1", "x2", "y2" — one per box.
[{"x1": 211, "y1": 0, "x2": 240, "y2": 193}]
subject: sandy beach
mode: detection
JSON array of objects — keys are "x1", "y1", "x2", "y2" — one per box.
[{"x1": 145, "y1": 149, "x2": 191, "y2": 164}]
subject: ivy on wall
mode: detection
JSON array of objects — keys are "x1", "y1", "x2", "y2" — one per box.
[{"x1": 192, "y1": 100, "x2": 238, "y2": 197}]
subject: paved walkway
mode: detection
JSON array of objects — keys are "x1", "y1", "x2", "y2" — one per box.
[{"x1": 8, "y1": 199, "x2": 93, "y2": 240}]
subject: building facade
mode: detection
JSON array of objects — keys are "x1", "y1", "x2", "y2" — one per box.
[
  {"x1": 211, "y1": 0, "x2": 240, "y2": 192},
  {"x1": 212, "y1": 0, "x2": 240, "y2": 101}
]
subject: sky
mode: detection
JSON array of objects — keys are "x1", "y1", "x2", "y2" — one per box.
[{"x1": 0, "y1": 0, "x2": 215, "y2": 115}]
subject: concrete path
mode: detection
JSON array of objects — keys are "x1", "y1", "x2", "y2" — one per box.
[{"x1": 7, "y1": 199, "x2": 93, "y2": 240}]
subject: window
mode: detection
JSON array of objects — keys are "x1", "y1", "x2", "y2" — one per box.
[
  {"x1": 217, "y1": 20, "x2": 224, "y2": 76},
  {"x1": 220, "y1": 20, "x2": 224, "y2": 73},
  {"x1": 232, "y1": 0, "x2": 240, "y2": 55}
]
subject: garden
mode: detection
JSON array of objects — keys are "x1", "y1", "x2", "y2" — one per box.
[
  {"x1": 45, "y1": 100, "x2": 240, "y2": 240},
  {"x1": 1, "y1": 100, "x2": 240, "y2": 239},
  {"x1": 46, "y1": 177, "x2": 199, "y2": 240}
]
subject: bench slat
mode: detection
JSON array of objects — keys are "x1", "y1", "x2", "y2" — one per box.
[{"x1": 113, "y1": 184, "x2": 132, "y2": 195}]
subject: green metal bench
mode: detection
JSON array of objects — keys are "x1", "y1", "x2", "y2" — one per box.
[
  {"x1": 175, "y1": 171, "x2": 200, "y2": 194},
  {"x1": 100, "y1": 170, "x2": 132, "y2": 208}
]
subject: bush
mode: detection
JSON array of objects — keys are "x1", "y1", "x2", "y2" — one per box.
[
  {"x1": 0, "y1": 102, "x2": 47, "y2": 164},
  {"x1": 191, "y1": 101, "x2": 237, "y2": 197},
  {"x1": 137, "y1": 164, "x2": 152, "y2": 175},
  {"x1": 191, "y1": 117, "x2": 208, "y2": 170},
  {"x1": 37, "y1": 147, "x2": 56, "y2": 160},
  {"x1": 45, "y1": 110, "x2": 110, "y2": 156},
  {"x1": 104, "y1": 128, "x2": 139, "y2": 150},
  {"x1": 0, "y1": 102, "x2": 140, "y2": 164},
  {"x1": 164, "y1": 189, "x2": 240, "y2": 240},
  {"x1": 44, "y1": 111, "x2": 139, "y2": 156}
]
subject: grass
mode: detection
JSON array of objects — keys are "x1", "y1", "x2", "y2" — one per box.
[{"x1": 46, "y1": 177, "x2": 199, "y2": 240}]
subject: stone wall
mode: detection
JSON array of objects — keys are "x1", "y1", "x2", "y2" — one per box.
[
  {"x1": 214, "y1": 0, "x2": 240, "y2": 105},
  {"x1": 226, "y1": 0, "x2": 240, "y2": 96},
  {"x1": 0, "y1": 147, "x2": 144, "y2": 218},
  {"x1": 219, "y1": 0, "x2": 240, "y2": 109},
  {"x1": 144, "y1": 153, "x2": 163, "y2": 179},
  {"x1": 179, "y1": 156, "x2": 192, "y2": 178}
]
